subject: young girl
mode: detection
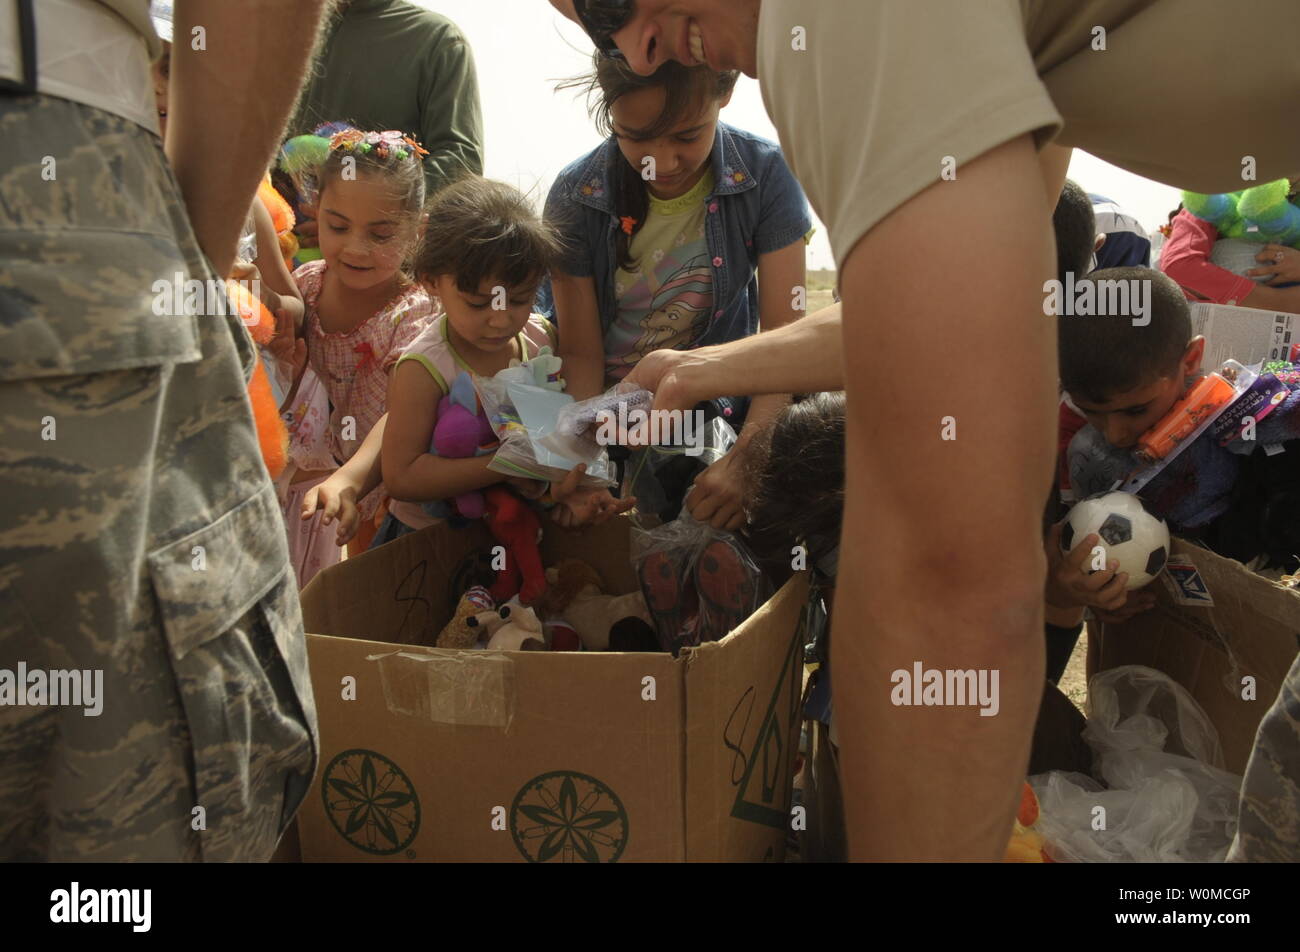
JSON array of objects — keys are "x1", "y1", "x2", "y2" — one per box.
[
  {"x1": 544, "y1": 54, "x2": 812, "y2": 526},
  {"x1": 304, "y1": 176, "x2": 633, "y2": 546},
  {"x1": 277, "y1": 124, "x2": 437, "y2": 586}
]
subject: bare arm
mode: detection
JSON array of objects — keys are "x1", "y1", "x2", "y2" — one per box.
[
  {"x1": 551, "y1": 271, "x2": 608, "y2": 400},
  {"x1": 835, "y1": 134, "x2": 1052, "y2": 860},
  {"x1": 626, "y1": 304, "x2": 843, "y2": 410},
  {"x1": 168, "y1": 0, "x2": 328, "y2": 277},
  {"x1": 381, "y1": 362, "x2": 505, "y2": 502},
  {"x1": 737, "y1": 239, "x2": 805, "y2": 443}
]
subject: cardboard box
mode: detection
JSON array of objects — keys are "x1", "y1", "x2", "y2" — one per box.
[
  {"x1": 1092, "y1": 537, "x2": 1300, "y2": 775},
  {"x1": 296, "y1": 515, "x2": 807, "y2": 862},
  {"x1": 1190, "y1": 302, "x2": 1298, "y2": 371}
]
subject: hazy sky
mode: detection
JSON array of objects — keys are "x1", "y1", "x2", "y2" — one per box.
[{"x1": 428, "y1": 0, "x2": 1182, "y2": 271}]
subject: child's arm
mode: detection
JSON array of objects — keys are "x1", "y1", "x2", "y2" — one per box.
[
  {"x1": 382, "y1": 362, "x2": 521, "y2": 502},
  {"x1": 252, "y1": 198, "x2": 305, "y2": 335},
  {"x1": 299, "y1": 412, "x2": 387, "y2": 545},
  {"x1": 551, "y1": 271, "x2": 607, "y2": 401}
]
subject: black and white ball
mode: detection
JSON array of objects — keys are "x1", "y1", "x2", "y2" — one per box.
[{"x1": 1060, "y1": 491, "x2": 1170, "y2": 590}]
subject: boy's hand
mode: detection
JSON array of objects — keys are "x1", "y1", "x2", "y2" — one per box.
[
  {"x1": 301, "y1": 474, "x2": 360, "y2": 546},
  {"x1": 1045, "y1": 521, "x2": 1157, "y2": 618},
  {"x1": 685, "y1": 450, "x2": 746, "y2": 531},
  {"x1": 1248, "y1": 244, "x2": 1300, "y2": 286},
  {"x1": 549, "y1": 464, "x2": 636, "y2": 528}
]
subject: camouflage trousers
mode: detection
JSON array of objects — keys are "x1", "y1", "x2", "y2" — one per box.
[
  {"x1": 1228, "y1": 650, "x2": 1300, "y2": 862},
  {"x1": 0, "y1": 94, "x2": 318, "y2": 861}
]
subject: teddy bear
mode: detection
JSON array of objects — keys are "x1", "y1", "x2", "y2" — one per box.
[
  {"x1": 535, "y1": 559, "x2": 652, "y2": 652},
  {"x1": 435, "y1": 586, "x2": 495, "y2": 649},
  {"x1": 472, "y1": 600, "x2": 546, "y2": 651}
]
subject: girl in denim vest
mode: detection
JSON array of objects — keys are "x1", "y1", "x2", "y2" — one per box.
[{"x1": 545, "y1": 54, "x2": 812, "y2": 528}]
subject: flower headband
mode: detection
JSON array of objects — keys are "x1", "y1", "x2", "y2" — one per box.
[{"x1": 328, "y1": 129, "x2": 430, "y2": 163}]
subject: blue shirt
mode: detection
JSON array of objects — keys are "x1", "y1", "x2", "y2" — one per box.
[{"x1": 538, "y1": 122, "x2": 812, "y2": 362}]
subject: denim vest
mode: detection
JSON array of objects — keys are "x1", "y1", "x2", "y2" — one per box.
[{"x1": 539, "y1": 122, "x2": 811, "y2": 360}]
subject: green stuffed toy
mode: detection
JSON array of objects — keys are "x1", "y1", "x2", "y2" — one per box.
[{"x1": 1183, "y1": 178, "x2": 1300, "y2": 248}]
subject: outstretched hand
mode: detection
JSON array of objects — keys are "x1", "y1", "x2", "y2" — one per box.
[{"x1": 549, "y1": 464, "x2": 636, "y2": 528}]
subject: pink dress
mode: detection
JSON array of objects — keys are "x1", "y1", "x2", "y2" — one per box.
[{"x1": 278, "y1": 260, "x2": 436, "y2": 588}]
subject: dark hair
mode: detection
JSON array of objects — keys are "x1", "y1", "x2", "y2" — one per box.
[
  {"x1": 560, "y1": 53, "x2": 738, "y2": 271},
  {"x1": 1053, "y1": 179, "x2": 1095, "y2": 284},
  {"x1": 1057, "y1": 267, "x2": 1191, "y2": 403},
  {"x1": 416, "y1": 176, "x2": 564, "y2": 293},
  {"x1": 743, "y1": 392, "x2": 846, "y2": 568}
]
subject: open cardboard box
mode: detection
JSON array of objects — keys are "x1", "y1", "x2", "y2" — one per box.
[
  {"x1": 1089, "y1": 537, "x2": 1300, "y2": 775},
  {"x1": 295, "y1": 514, "x2": 806, "y2": 862}
]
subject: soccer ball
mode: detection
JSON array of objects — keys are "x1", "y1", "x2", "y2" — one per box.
[{"x1": 1060, "y1": 492, "x2": 1170, "y2": 590}]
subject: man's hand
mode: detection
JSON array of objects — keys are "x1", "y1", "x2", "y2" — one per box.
[
  {"x1": 685, "y1": 450, "x2": 746, "y2": 530},
  {"x1": 625, "y1": 348, "x2": 703, "y2": 415},
  {"x1": 301, "y1": 473, "x2": 360, "y2": 546}
]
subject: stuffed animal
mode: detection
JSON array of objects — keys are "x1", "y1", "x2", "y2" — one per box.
[
  {"x1": 464, "y1": 604, "x2": 510, "y2": 643},
  {"x1": 1183, "y1": 178, "x2": 1300, "y2": 248},
  {"x1": 544, "y1": 620, "x2": 582, "y2": 652},
  {"x1": 431, "y1": 371, "x2": 498, "y2": 520},
  {"x1": 537, "y1": 559, "x2": 652, "y2": 652},
  {"x1": 484, "y1": 601, "x2": 546, "y2": 651},
  {"x1": 483, "y1": 486, "x2": 547, "y2": 605},
  {"x1": 436, "y1": 586, "x2": 495, "y2": 649},
  {"x1": 1004, "y1": 782, "x2": 1052, "y2": 863},
  {"x1": 225, "y1": 278, "x2": 289, "y2": 479},
  {"x1": 608, "y1": 617, "x2": 659, "y2": 652},
  {"x1": 494, "y1": 346, "x2": 566, "y2": 392},
  {"x1": 256, "y1": 175, "x2": 298, "y2": 273}
]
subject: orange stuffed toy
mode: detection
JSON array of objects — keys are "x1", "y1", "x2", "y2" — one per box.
[
  {"x1": 225, "y1": 279, "x2": 289, "y2": 479},
  {"x1": 1004, "y1": 781, "x2": 1053, "y2": 863}
]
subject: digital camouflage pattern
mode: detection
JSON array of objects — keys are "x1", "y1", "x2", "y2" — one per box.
[
  {"x1": 0, "y1": 94, "x2": 317, "y2": 861},
  {"x1": 1228, "y1": 651, "x2": 1300, "y2": 862}
]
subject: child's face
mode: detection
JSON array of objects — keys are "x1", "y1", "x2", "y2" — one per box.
[
  {"x1": 1068, "y1": 336, "x2": 1205, "y2": 450},
  {"x1": 430, "y1": 275, "x2": 539, "y2": 354},
  {"x1": 1070, "y1": 374, "x2": 1186, "y2": 450},
  {"x1": 317, "y1": 174, "x2": 414, "y2": 292},
  {"x1": 611, "y1": 85, "x2": 728, "y2": 200}
]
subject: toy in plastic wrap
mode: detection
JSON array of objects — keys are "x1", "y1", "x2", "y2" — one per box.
[
  {"x1": 483, "y1": 486, "x2": 546, "y2": 605},
  {"x1": 633, "y1": 509, "x2": 769, "y2": 655},
  {"x1": 1004, "y1": 782, "x2": 1052, "y2": 863},
  {"x1": 430, "y1": 371, "x2": 498, "y2": 520},
  {"x1": 1134, "y1": 372, "x2": 1238, "y2": 465},
  {"x1": 1060, "y1": 492, "x2": 1170, "y2": 590},
  {"x1": 544, "y1": 383, "x2": 656, "y2": 463}
]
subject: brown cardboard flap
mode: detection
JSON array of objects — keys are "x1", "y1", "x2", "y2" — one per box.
[
  {"x1": 1097, "y1": 539, "x2": 1300, "y2": 774},
  {"x1": 683, "y1": 572, "x2": 810, "y2": 861}
]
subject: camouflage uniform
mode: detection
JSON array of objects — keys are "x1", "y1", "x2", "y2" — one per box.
[
  {"x1": 1228, "y1": 652, "x2": 1300, "y2": 863},
  {"x1": 0, "y1": 94, "x2": 317, "y2": 861}
]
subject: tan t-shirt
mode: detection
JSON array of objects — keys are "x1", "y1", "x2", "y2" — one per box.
[
  {"x1": 757, "y1": 0, "x2": 1300, "y2": 269},
  {"x1": 97, "y1": 0, "x2": 163, "y2": 59}
]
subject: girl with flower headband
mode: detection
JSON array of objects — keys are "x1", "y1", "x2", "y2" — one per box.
[
  {"x1": 544, "y1": 54, "x2": 812, "y2": 529},
  {"x1": 275, "y1": 123, "x2": 438, "y2": 586}
]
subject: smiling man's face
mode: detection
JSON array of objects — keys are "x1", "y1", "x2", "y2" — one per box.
[{"x1": 549, "y1": 0, "x2": 762, "y2": 78}]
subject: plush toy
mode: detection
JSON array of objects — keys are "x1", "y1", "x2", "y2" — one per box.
[
  {"x1": 483, "y1": 601, "x2": 546, "y2": 651},
  {"x1": 225, "y1": 278, "x2": 289, "y2": 479},
  {"x1": 494, "y1": 346, "x2": 566, "y2": 392},
  {"x1": 431, "y1": 371, "x2": 498, "y2": 520},
  {"x1": 483, "y1": 486, "x2": 546, "y2": 605},
  {"x1": 1183, "y1": 178, "x2": 1300, "y2": 248},
  {"x1": 256, "y1": 175, "x2": 298, "y2": 273},
  {"x1": 1004, "y1": 782, "x2": 1052, "y2": 863},
  {"x1": 464, "y1": 604, "x2": 510, "y2": 643},
  {"x1": 436, "y1": 585, "x2": 495, "y2": 649},
  {"x1": 537, "y1": 559, "x2": 652, "y2": 652},
  {"x1": 544, "y1": 620, "x2": 582, "y2": 652},
  {"x1": 608, "y1": 617, "x2": 659, "y2": 652}
]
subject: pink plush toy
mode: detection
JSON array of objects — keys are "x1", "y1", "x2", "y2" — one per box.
[{"x1": 433, "y1": 371, "x2": 497, "y2": 519}]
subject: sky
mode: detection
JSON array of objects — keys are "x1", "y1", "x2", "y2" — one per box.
[{"x1": 425, "y1": 0, "x2": 1183, "y2": 272}]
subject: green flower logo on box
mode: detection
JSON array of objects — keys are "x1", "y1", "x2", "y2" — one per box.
[
  {"x1": 510, "y1": 771, "x2": 628, "y2": 863},
  {"x1": 322, "y1": 749, "x2": 420, "y2": 855}
]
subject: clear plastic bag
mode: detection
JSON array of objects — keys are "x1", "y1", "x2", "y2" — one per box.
[
  {"x1": 631, "y1": 507, "x2": 769, "y2": 655},
  {"x1": 620, "y1": 414, "x2": 738, "y2": 520},
  {"x1": 542, "y1": 381, "x2": 654, "y2": 463},
  {"x1": 1029, "y1": 665, "x2": 1241, "y2": 863}
]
